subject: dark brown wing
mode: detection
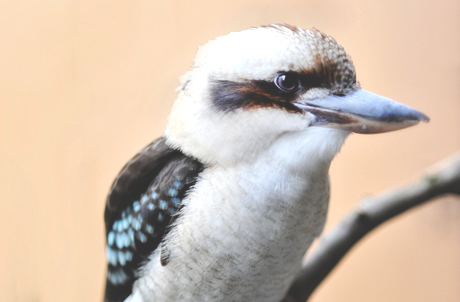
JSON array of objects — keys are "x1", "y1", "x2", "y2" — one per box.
[{"x1": 104, "y1": 137, "x2": 204, "y2": 302}]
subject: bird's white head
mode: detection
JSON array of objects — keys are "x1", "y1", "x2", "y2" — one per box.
[{"x1": 165, "y1": 24, "x2": 428, "y2": 166}]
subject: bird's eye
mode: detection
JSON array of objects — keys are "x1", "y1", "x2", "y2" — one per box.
[{"x1": 274, "y1": 73, "x2": 300, "y2": 92}]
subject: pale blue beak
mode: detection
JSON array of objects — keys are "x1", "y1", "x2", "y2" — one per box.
[{"x1": 296, "y1": 89, "x2": 429, "y2": 134}]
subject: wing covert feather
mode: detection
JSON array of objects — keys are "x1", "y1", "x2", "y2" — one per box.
[{"x1": 104, "y1": 137, "x2": 204, "y2": 302}]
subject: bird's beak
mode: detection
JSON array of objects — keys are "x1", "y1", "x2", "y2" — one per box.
[{"x1": 296, "y1": 89, "x2": 429, "y2": 134}]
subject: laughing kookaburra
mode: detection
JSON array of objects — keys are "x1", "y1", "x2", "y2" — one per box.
[{"x1": 104, "y1": 24, "x2": 428, "y2": 302}]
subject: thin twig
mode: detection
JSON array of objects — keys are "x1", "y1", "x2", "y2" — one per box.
[{"x1": 283, "y1": 152, "x2": 460, "y2": 302}]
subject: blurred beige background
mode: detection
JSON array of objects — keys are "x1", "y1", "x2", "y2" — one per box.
[{"x1": 1, "y1": 0, "x2": 459, "y2": 301}]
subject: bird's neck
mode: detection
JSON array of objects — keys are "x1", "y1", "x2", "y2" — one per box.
[{"x1": 253, "y1": 126, "x2": 349, "y2": 174}]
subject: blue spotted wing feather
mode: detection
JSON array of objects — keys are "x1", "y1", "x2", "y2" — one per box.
[{"x1": 104, "y1": 137, "x2": 204, "y2": 302}]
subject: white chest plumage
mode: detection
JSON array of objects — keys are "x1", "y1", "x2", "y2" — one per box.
[{"x1": 130, "y1": 128, "x2": 347, "y2": 302}]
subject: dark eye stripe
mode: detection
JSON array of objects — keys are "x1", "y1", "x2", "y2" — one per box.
[
  {"x1": 211, "y1": 79, "x2": 302, "y2": 113},
  {"x1": 299, "y1": 71, "x2": 323, "y2": 90},
  {"x1": 210, "y1": 66, "x2": 358, "y2": 113},
  {"x1": 210, "y1": 70, "x2": 326, "y2": 113}
]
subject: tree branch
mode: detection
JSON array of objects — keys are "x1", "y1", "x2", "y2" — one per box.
[{"x1": 283, "y1": 152, "x2": 460, "y2": 302}]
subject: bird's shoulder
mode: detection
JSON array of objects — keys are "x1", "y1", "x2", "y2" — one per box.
[{"x1": 104, "y1": 137, "x2": 204, "y2": 302}]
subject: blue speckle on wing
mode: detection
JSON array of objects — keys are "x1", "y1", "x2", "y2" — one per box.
[
  {"x1": 171, "y1": 197, "x2": 181, "y2": 206},
  {"x1": 147, "y1": 203, "x2": 155, "y2": 210},
  {"x1": 118, "y1": 250, "x2": 127, "y2": 266},
  {"x1": 107, "y1": 267, "x2": 129, "y2": 285},
  {"x1": 124, "y1": 232, "x2": 132, "y2": 247},
  {"x1": 106, "y1": 246, "x2": 118, "y2": 266},
  {"x1": 122, "y1": 217, "x2": 129, "y2": 229},
  {"x1": 116, "y1": 233, "x2": 125, "y2": 249},
  {"x1": 107, "y1": 231, "x2": 115, "y2": 246},
  {"x1": 127, "y1": 228, "x2": 135, "y2": 242},
  {"x1": 132, "y1": 217, "x2": 142, "y2": 231},
  {"x1": 125, "y1": 250, "x2": 133, "y2": 261},
  {"x1": 133, "y1": 201, "x2": 141, "y2": 212},
  {"x1": 158, "y1": 212, "x2": 164, "y2": 221},
  {"x1": 151, "y1": 192, "x2": 159, "y2": 199},
  {"x1": 167, "y1": 188, "x2": 178, "y2": 197},
  {"x1": 159, "y1": 200, "x2": 168, "y2": 210},
  {"x1": 136, "y1": 231, "x2": 147, "y2": 243},
  {"x1": 140, "y1": 194, "x2": 149, "y2": 203},
  {"x1": 173, "y1": 181, "x2": 182, "y2": 189},
  {"x1": 145, "y1": 224, "x2": 154, "y2": 234},
  {"x1": 113, "y1": 250, "x2": 133, "y2": 266}
]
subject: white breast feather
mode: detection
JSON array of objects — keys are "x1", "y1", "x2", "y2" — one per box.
[{"x1": 131, "y1": 127, "x2": 349, "y2": 302}]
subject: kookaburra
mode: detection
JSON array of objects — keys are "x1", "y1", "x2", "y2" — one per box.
[{"x1": 104, "y1": 24, "x2": 428, "y2": 302}]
